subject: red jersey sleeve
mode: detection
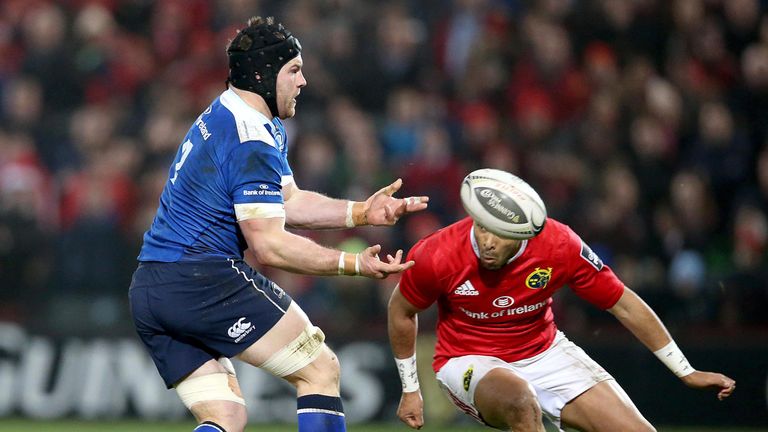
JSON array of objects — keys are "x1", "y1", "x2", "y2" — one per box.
[
  {"x1": 562, "y1": 227, "x2": 625, "y2": 310},
  {"x1": 398, "y1": 239, "x2": 443, "y2": 310}
]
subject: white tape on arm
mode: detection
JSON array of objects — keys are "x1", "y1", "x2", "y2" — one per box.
[
  {"x1": 345, "y1": 201, "x2": 355, "y2": 228},
  {"x1": 653, "y1": 340, "x2": 695, "y2": 377},
  {"x1": 338, "y1": 252, "x2": 346, "y2": 275},
  {"x1": 395, "y1": 354, "x2": 420, "y2": 393}
]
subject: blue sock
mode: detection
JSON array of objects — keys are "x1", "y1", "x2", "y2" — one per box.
[
  {"x1": 297, "y1": 394, "x2": 346, "y2": 432},
  {"x1": 193, "y1": 421, "x2": 225, "y2": 432}
]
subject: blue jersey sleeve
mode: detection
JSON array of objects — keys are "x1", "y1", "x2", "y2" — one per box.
[{"x1": 225, "y1": 140, "x2": 285, "y2": 205}]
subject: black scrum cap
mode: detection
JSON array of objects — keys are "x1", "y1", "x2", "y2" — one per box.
[{"x1": 226, "y1": 17, "x2": 302, "y2": 118}]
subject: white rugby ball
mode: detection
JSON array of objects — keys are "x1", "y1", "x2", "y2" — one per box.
[{"x1": 460, "y1": 168, "x2": 547, "y2": 239}]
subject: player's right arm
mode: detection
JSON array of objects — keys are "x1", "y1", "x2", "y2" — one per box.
[
  {"x1": 240, "y1": 217, "x2": 412, "y2": 278},
  {"x1": 229, "y1": 137, "x2": 412, "y2": 278},
  {"x1": 387, "y1": 239, "x2": 442, "y2": 430},
  {"x1": 388, "y1": 284, "x2": 426, "y2": 430}
]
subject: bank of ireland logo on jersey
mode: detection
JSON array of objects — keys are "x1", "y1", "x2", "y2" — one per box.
[
  {"x1": 526, "y1": 267, "x2": 553, "y2": 289},
  {"x1": 228, "y1": 317, "x2": 254, "y2": 342},
  {"x1": 492, "y1": 296, "x2": 514, "y2": 308}
]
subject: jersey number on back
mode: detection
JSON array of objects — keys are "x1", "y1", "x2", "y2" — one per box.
[{"x1": 170, "y1": 140, "x2": 194, "y2": 185}]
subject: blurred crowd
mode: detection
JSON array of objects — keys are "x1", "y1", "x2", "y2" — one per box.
[{"x1": 1, "y1": 0, "x2": 766, "y2": 340}]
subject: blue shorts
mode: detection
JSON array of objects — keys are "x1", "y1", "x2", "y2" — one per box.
[{"x1": 128, "y1": 259, "x2": 293, "y2": 388}]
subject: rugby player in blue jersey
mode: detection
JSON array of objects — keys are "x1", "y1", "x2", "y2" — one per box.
[{"x1": 129, "y1": 16, "x2": 428, "y2": 432}]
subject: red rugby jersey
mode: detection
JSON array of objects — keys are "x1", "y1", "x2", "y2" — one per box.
[{"x1": 398, "y1": 217, "x2": 625, "y2": 372}]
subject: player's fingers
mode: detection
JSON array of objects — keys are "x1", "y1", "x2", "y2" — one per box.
[
  {"x1": 367, "y1": 244, "x2": 382, "y2": 256},
  {"x1": 404, "y1": 415, "x2": 421, "y2": 429},
  {"x1": 384, "y1": 204, "x2": 397, "y2": 222},
  {"x1": 384, "y1": 178, "x2": 403, "y2": 196},
  {"x1": 376, "y1": 259, "x2": 413, "y2": 277},
  {"x1": 404, "y1": 196, "x2": 428, "y2": 206},
  {"x1": 404, "y1": 195, "x2": 429, "y2": 211},
  {"x1": 386, "y1": 249, "x2": 403, "y2": 264}
]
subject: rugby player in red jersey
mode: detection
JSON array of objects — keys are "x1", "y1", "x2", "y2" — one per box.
[{"x1": 388, "y1": 171, "x2": 735, "y2": 432}]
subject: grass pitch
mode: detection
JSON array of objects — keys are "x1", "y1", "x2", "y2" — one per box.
[{"x1": 0, "y1": 420, "x2": 766, "y2": 432}]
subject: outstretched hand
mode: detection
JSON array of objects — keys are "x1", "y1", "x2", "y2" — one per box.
[
  {"x1": 681, "y1": 370, "x2": 736, "y2": 400},
  {"x1": 363, "y1": 179, "x2": 429, "y2": 226},
  {"x1": 356, "y1": 244, "x2": 415, "y2": 279}
]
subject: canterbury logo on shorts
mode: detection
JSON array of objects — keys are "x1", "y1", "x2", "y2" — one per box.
[{"x1": 227, "y1": 317, "x2": 253, "y2": 342}]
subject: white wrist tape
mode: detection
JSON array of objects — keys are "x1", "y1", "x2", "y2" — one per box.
[
  {"x1": 395, "y1": 354, "x2": 420, "y2": 393},
  {"x1": 354, "y1": 253, "x2": 360, "y2": 275},
  {"x1": 653, "y1": 340, "x2": 695, "y2": 377},
  {"x1": 338, "y1": 252, "x2": 346, "y2": 275},
  {"x1": 345, "y1": 201, "x2": 355, "y2": 228}
]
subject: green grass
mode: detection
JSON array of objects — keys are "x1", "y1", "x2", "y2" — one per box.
[
  {"x1": 0, "y1": 421, "x2": 463, "y2": 432},
  {"x1": 0, "y1": 420, "x2": 765, "y2": 432}
]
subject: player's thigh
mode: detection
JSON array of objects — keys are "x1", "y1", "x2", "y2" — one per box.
[
  {"x1": 236, "y1": 301, "x2": 313, "y2": 366},
  {"x1": 236, "y1": 301, "x2": 337, "y2": 393},
  {"x1": 435, "y1": 355, "x2": 516, "y2": 425},
  {"x1": 473, "y1": 367, "x2": 541, "y2": 429},
  {"x1": 560, "y1": 380, "x2": 655, "y2": 432}
]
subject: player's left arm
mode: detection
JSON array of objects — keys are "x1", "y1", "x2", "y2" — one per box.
[
  {"x1": 282, "y1": 178, "x2": 429, "y2": 229},
  {"x1": 608, "y1": 287, "x2": 736, "y2": 400}
]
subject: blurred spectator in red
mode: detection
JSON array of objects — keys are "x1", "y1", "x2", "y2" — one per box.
[
  {"x1": 507, "y1": 19, "x2": 589, "y2": 125},
  {"x1": 398, "y1": 124, "x2": 465, "y2": 224}
]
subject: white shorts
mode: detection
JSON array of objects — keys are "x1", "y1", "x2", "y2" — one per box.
[{"x1": 435, "y1": 331, "x2": 613, "y2": 430}]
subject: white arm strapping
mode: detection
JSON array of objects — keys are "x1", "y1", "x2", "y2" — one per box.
[
  {"x1": 395, "y1": 354, "x2": 420, "y2": 393},
  {"x1": 345, "y1": 201, "x2": 355, "y2": 228},
  {"x1": 338, "y1": 252, "x2": 346, "y2": 275},
  {"x1": 653, "y1": 340, "x2": 695, "y2": 377}
]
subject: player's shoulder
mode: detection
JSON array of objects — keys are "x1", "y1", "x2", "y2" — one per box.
[
  {"x1": 538, "y1": 217, "x2": 576, "y2": 239},
  {"x1": 527, "y1": 217, "x2": 581, "y2": 253},
  {"x1": 216, "y1": 89, "x2": 279, "y2": 148}
]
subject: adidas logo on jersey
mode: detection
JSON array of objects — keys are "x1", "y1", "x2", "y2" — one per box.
[{"x1": 454, "y1": 280, "x2": 479, "y2": 296}]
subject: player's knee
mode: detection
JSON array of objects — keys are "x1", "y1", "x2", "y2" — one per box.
[
  {"x1": 476, "y1": 369, "x2": 542, "y2": 429},
  {"x1": 287, "y1": 346, "x2": 341, "y2": 394},
  {"x1": 498, "y1": 389, "x2": 542, "y2": 428},
  {"x1": 176, "y1": 363, "x2": 248, "y2": 432},
  {"x1": 303, "y1": 346, "x2": 341, "y2": 388}
]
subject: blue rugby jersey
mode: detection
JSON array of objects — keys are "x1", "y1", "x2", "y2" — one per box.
[{"x1": 138, "y1": 89, "x2": 293, "y2": 262}]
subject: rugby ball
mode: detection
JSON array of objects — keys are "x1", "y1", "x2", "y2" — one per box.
[{"x1": 460, "y1": 169, "x2": 547, "y2": 239}]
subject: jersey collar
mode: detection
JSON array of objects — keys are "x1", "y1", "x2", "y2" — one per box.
[
  {"x1": 222, "y1": 88, "x2": 274, "y2": 125},
  {"x1": 469, "y1": 225, "x2": 528, "y2": 265}
]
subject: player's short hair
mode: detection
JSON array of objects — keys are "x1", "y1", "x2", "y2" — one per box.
[{"x1": 226, "y1": 16, "x2": 302, "y2": 118}]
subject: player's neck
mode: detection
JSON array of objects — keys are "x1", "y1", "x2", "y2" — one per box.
[{"x1": 230, "y1": 86, "x2": 273, "y2": 119}]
